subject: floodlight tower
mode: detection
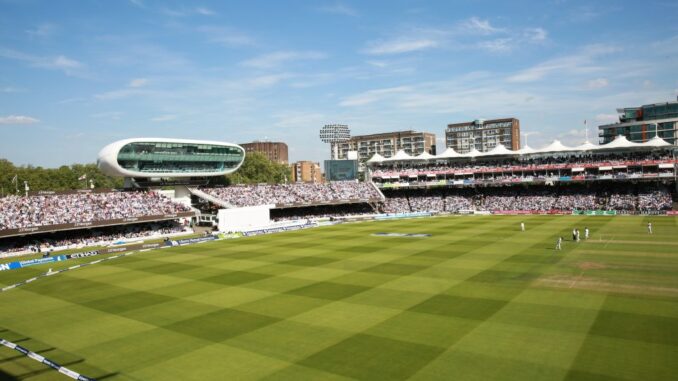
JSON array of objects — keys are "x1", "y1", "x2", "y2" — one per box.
[{"x1": 320, "y1": 124, "x2": 351, "y2": 160}]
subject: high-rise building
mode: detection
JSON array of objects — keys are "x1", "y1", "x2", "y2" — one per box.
[
  {"x1": 445, "y1": 118, "x2": 520, "y2": 153},
  {"x1": 336, "y1": 130, "x2": 436, "y2": 161},
  {"x1": 598, "y1": 99, "x2": 678, "y2": 144},
  {"x1": 291, "y1": 161, "x2": 322, "y2": 183},
  {"x1": 239, "y1": 141, "x2": 289, "y2": 164}
]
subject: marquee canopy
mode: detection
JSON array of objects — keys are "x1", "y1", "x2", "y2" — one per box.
[{"x1": 366, "y1": 135, "x2": 674, "y2": 165}]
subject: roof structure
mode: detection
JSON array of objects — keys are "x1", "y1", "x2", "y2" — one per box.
[
  {"x1": 366, "y1": 153, "x2": 385, "y2": 163},
  {"x1": 366, "y1": 134, "x2": 674, "y2": 165}
]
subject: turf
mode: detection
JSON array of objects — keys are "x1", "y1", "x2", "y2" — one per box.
[{"x1": 1, "y1": 215, "x2": 678, "y2": 381}]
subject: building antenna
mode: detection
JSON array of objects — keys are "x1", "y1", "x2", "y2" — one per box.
[{"x1": 584, "y1": 119, "x2": 589, "y2": 142}]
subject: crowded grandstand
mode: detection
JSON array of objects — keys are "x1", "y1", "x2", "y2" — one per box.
[{"x1": 1, "y1": 135, "x2": 676, "y2": 257}]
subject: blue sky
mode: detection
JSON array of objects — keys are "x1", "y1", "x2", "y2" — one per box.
[{"x1": 1, "y1": 0, "x2": 677, "y2": 167}]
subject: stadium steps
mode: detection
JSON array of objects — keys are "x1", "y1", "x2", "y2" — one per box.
[
  {"x1": 368, "y1": 181, "x2": 386, "y2": 201},
  {"x1": 187, "y1": 187, "x2": 235, "y2": 209}
]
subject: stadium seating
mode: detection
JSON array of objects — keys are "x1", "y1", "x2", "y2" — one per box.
[
  {"x1": 0, "y1": 191, "x2": 192, "y2": 230},
  {"x1": 200, "y1": 181, "x2": 382, "y2": 208},
  {"x1": 380, "y1": 184, "x2": 674, "y2": 214}
]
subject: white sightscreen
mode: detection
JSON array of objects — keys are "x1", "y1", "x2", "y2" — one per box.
[{"x1": 217, "y1": 204, "x2": 273, "y2": 232}]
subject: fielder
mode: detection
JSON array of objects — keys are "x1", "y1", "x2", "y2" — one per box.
[
  {"x1": 520, "y1": 222, "x2": 525, "y2": 232},
  {"x1": 647, "y1": 222, "x2": 653, "y2": 234},
  {"x1": 555, "y1": 237, "x2": 562, "y2": 251}
]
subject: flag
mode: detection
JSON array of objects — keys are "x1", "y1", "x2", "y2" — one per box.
[{"x1": 78, "y1": 174, "x2": 87, "y2": 181}]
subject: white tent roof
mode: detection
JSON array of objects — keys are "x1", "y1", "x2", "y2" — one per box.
[
  {"x1": 574, "y1": 141, "x2": 599, "y2": 151},
  {"x1": 366, "y1": 153, "x2": 385, "y2": 163},
  {"x1": 413, "y1": 151, "x2": 435, "y2": 160},
  {"x1": 598, "y1": 135, "x2": 641, "y2": 150},
  {"x1": 384, "y1": 149, "x2": 413, "y2": 161},
  {"x1": 516, "y1": 145, "x2": 535, "y2": 155},
  {"x1": 641, "y1": 135, "x2": 671, "y2": 148},
  {"x1": 462, "y1": 147, "x2": 482, "y2": 158},
  {"x1": 477, "y1": 144, "x2": 514, "y2": 156},
  {"x1": 435, "y1": 147, "x2": 463, "y2": 159},
  {"x1": 536, "y1": 139, "x2": 574, "y2": 153}
]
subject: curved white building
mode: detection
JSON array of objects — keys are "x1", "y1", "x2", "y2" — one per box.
[{"x1": 97, "y1": 138, "x2": 245, "y2": 178}]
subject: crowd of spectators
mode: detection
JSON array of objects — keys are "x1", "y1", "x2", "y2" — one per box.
[
  {"x1": 380, "y1": 185, "x2": 674, "y2": 214},
  {"x1": 371, "y1": 150, "x2": 675, "y2": 179},
  {"x1": 0, "y1": 191, "x2": 192, "y2": 230},
  {"x1": 270, "y1": 203, "x2": 376, "y2": 222},
  {"x1": 382, "y1": 197, "x2": 410, "y2": 214},
  {"x1": 638, "y1": 191, "x2": 673, "y2": 212},
  {"x1": 0, "y1": 221, "x2": 191, "y2": 255},
  {"x1": 201, "y1": 181, "x2": 382, "y2": 207}
]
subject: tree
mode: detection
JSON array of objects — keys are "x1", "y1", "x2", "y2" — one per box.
[
  {"x1": 225, "y1": 152, "x2": 291, "y2": 185},
  {"x1": 0, "y1": 158, "x2": 123, "y2": 196}
]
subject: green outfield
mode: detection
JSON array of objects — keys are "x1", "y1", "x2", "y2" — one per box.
[{"x1": 1, "y1": 215, "x2": 678, "y2": 380}]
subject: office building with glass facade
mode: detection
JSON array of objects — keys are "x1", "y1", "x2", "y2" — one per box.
[
  {"x1": 97, "y1": 138, "x2": 245, "y2": 178},
  {"x1": 598, "y1": 100, "x2": 678, "y2": 145}
]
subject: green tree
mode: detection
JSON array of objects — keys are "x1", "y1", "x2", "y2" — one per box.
[
  {"x1": 225, "y1": 152, "x2": 291, "y2": 185},
  {"x1": 0, "y1": 158, "x2": 123, "y2": 196}
]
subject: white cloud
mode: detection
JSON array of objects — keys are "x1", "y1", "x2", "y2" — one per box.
[
  {"x1": 525, "y1": 28, "x2": 547, "y2": 42},
  {"x1": 0, "y1": 115, "x2": 40, "y2": 125},
  {"x1": 195, "y1": 7, "x2": 216, "y2": 16},
  {"x1": 477, "y1": 38, "x2": 513, "y2": 53},
  {"x1": 363, "y1": 19, "x2": 546, "y2": 56},
  {"x1": 318, "y1": 2, "x2": 358, "y2": 17},
  {"x1": 459, "y1": 17, "x2": 503, "y2": 35},
  {"x1": 0, "y1": 49, "x2": 85, "y2": 76},
  {"x1": 339, "y1": 86, "x2": 412, "y2": 106},
  {"x1": 95, "y1": 88, "x2": 150, "y2": 100},
  {"x1": 151, "y1": 114, "x2": 177, "y2": 122},
  {"x1": 242, "y1": 51, "x2": 327, "y2": 69},
  {"x1": 128, "y1": 0, "x2": 145, "y2": 8},
  {"x1": 364, "y1": 38, "x2": 438, "y2": 55},
  {"x1": 0, "y1": 86, "x2": 22, "y2": 93},
  {"x1": 248, "y1": 73, "x2": 292, "y2": 88},
  {"x1": 587, "y1": 78, "x2": 609, "y2": 89},
  {"x1": 557, "y1": 128, "x2": 589, "y2": 145},
  {"x1": 595, "y1": 113, "x2": 619, "y2": 124},
  {"x1": 128, "y1": 78, "x2": 149, "y2": 88},
  {"x1": 161, "y1": 6, "x2": 217, "y2": 17},
  {"x1": 507, "y1": 44, "x2": 618, "y2": 83},
  {"x1": 50, "y1": 55, "x2": 82, "y2": 69},
  {"x1": 90, "y1": 111, "x2": 123, "y2": 120},
  {"x1": 273, "y1": 111, "x2": 326, "y2": 129},
  {"x1": 198, "y1": 26, "x2": 255, "y2": 47},
  {"x1": 26, "y1": 24, "x2": 56, "y2": 38}
]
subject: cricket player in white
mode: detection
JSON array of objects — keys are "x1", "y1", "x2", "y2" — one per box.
[
  {"x1": 584, "y1": 227, "x2": 589, "y2": 240},
  {"x1": 555, "y1": 237, "x2": 562, "y2": 251},
  {"x1": 520, "y1": 222, "x2": 525, "y2": 232},
  {"x1": 647, "y1": 222, "x2": 653, "y2": 234}
]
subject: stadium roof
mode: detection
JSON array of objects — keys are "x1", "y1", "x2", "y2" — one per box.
[
  {"x1": 366, "y1": 153, "x2": 386, "y2": 163},
  {"x1": 384, "y1": 149, "x2": 413, "y2": 161},
  {"x1": 437, "y1": 147, "x2": 463, "y2": 158},
  {"x1": 516, "y1": 145, "x2": 536, "y2": 155},
  {"x1": 574, "y1": 141, "x2": 599, "y2": 151},
  {"x1": 413, "y1": 151, "x2": 436, "y2": 160},
  {"x1": 535, "y1": 139, "x2": 574, "y2": 153},
  {"x1": 366, "y1": 135, "x2": 674, "y2": 164}
]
